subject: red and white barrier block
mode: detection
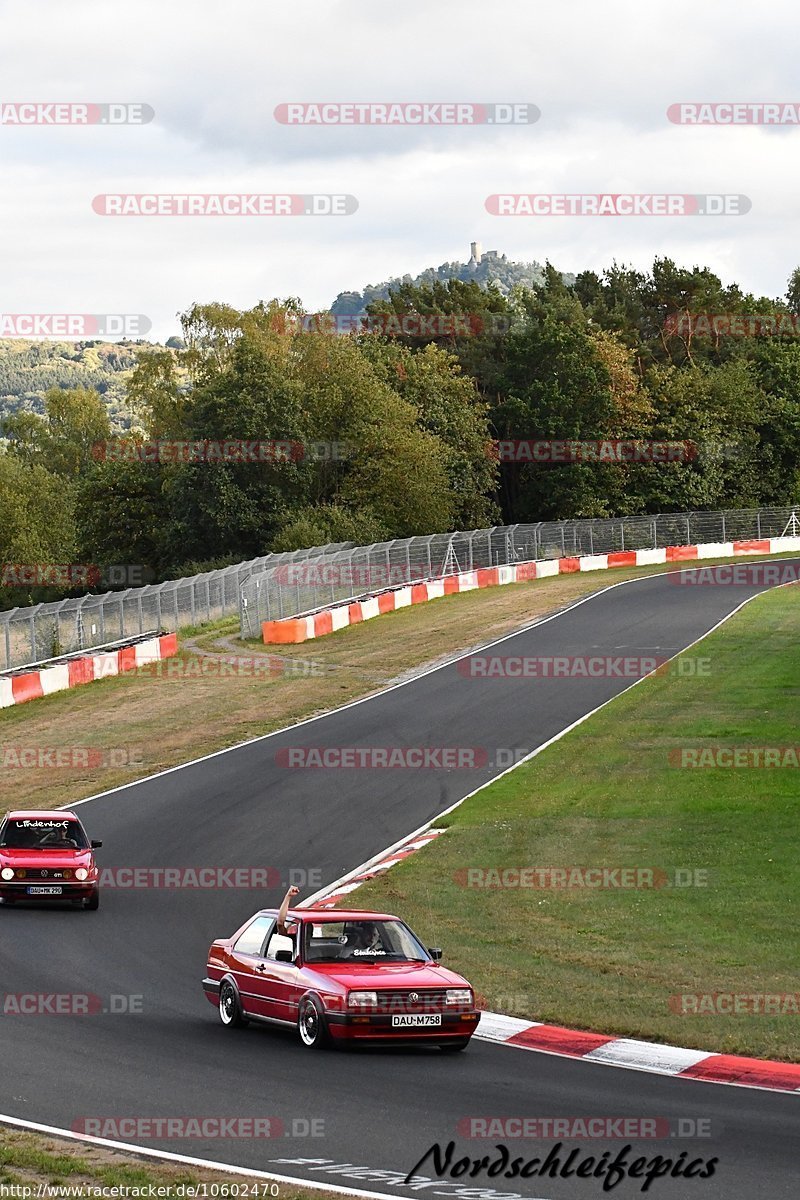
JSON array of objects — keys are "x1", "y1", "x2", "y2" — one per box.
[
  {"x1": 0, "y1": 634, "x2": 178, "y2": 710},
  {"x1": 305, "y1": 829, "x2": 800, "y2": 1094},
  {"x1": 263, "y1": 536, "x2": 800, "y2": 643}
]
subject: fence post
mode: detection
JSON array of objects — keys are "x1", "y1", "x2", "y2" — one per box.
[
  {"x1": 721, "y1": 513, "x2": 726, "y2": 543},
  {"x1": 3, "y1": 610, "x2": 16, "y2": 671},
  {"x1": 757, "y1": 510, "x2": 762, "y2": 539}
]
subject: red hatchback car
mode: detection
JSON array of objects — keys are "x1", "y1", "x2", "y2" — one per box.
[
  {"x1": 203, "y1": 907, "x2": 480, "y2": 1050},
  {"x1": 0, "y1": 810, "x2": 102, "y2": 909}
]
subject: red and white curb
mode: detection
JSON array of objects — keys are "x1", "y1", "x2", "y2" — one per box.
[
  {"x1": 306, "y1": 829, "x2": 446, "y2": 909},
  {"x1": 479, "y1": 1013, "x2": 800, "y2": 1093},
  {"x1": 0, "y1": 633, "x2": 178, "y2": 710},
  {"x1": 304, "y1": 831, "x2": 800, "y2": 1095},
  {"x1": 262, "y1": 536, "x2": 800, "y2": 643}
]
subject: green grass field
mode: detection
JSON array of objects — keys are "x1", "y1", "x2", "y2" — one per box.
[{"x1": 353, "y1": 584, "x2": 800, "y2": 1061}]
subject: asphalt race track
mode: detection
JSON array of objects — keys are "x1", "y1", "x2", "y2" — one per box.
[{"x1": 1, "y1": 564, "x2": 798, "y2": 1200}]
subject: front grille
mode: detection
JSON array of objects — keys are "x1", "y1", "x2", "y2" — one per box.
[
  {"x1": 10, "y1": 868, "x2": 74, "y2": 880},
  {"x1": 374, "y1": 989, "x2": 451, "y2": 1013}
]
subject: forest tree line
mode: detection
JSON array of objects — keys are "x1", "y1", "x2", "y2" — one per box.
[{"x1": 1, "y1": 257, "x2": 799, "y2": 605}]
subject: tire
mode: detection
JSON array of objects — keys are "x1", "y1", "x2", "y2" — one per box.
[
  {"x1": 84, "y1": 891, "x2": 100, "y2": 911},
  {"x1": 218, "y1": 979, "x2": 248, "y2": 1029},
  {"x1": 440, "y1": 1039, "x2": 471, "y2": 1052},
  {"x1": 298, "y1": 996, "x2": 329, "y2": 1049}
]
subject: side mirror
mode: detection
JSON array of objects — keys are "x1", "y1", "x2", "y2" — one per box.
[
  {"x1": 428, "y1": 947, "x2": 443, "y2": 961},
  {"x1": 91, "y1": 841, "x2": 103, "y2": 849},
  {"x1": 275, "y1": 949, "x2": 294, "y2": 963}
]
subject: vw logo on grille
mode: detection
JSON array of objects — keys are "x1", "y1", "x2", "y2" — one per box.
[{"x1": 409, "y1": 992, "x2": 419, "y2": 1002}]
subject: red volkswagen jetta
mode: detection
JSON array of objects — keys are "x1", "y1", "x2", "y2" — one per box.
[
  {"x1": 0, "y1": 811, "x2": 102, "y2": 910},
  {"x1": 203, "y1": 907, "x2": 479, "y2": 1050}
]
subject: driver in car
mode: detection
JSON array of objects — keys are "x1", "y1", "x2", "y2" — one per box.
[
  {"x1": 42, "y1": 824, "x2": 77, "y2": 848},
  {"x1": 344, "y1": 921, "x2": 384, "y2": 956}
]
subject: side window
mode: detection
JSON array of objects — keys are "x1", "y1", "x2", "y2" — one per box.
[
  {"x1": 233, "y1": 916, "x2": 274, "y2": 957},
  {"x1": 265, "y1": 931, "x2": 296, "y2": 961}
]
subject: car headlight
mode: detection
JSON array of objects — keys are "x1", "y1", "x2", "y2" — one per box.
[
  {"x1": 446, "y1": 988, "x2": 473, "y2": 1006},
  {"x1": 348, "y1": 991, "x2": 378, "y2": 1008},
  {"x1": 75, "y1": 868, "x2": 88, "y2": 882},
  {"x1": 1, "y1": 867, "x2": 14, "y2": 881}
]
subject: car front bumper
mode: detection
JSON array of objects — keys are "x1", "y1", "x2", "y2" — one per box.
[
  {"x1": 0, "y1": 882, "x2": 98, "y2": 901},
  {"x1": 326, "y1": 1010, "x2": 481, "y2": 1041}
]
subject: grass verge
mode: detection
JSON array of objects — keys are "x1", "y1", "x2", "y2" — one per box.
[
  {"x1": 351, "y1": 584, "x2": 800, "y2": 1061},
  {"x1": 0, "y1": 1128, "x2": 343, "y2": 1200}
]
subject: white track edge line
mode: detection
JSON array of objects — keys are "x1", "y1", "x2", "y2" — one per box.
[
  {"x1": 302, "y1": 584, "x2": 800, "y2": 1097},
  {"x1": 302, "y1": 584, "x2": 771, "y2": 907},
  {"x1": 38, "y1": 563, "x2": 800, "y2": 1099},
  {"x1": 56, "y1": 556, "x2": 796, "y2": 815},
  {"x1": 57, "y1": 571, "x2": 650, "y2": 811},
  {"x1": 0, "y1": 1114, "x2": 405, "y2": 1200}
]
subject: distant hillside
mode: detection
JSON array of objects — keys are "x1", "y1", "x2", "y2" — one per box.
[
  {"x1": 0, "y1": 340, "x2": 149, "y2": 432},
  {"x1": 0, "y1": 249, "x2": 566, "y2": 426},
  {"x1": 330, "y1": 244, "x2": 568, "y2": 315}
]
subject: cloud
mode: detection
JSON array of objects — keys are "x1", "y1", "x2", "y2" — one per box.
[{"x1": 1, "y1": 0, "x2": 798, "y2": 338}]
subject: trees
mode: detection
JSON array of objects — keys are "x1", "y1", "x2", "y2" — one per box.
[{"x1": 3, "y1": 386, "x2": 111, "y2": 476}]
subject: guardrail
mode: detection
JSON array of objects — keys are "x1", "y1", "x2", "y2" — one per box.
[
  {"x1": 2, "y1": 507, "x2": 796, "y2": 670},
  {"x1": 238, "y1": 507, "x2": 800, "y2": 638},
  {"x1": 0, "y1": 542, "x2": 353, "y2": 672}
]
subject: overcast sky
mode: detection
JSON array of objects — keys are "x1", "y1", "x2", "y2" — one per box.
[{"x1": 2, "y1": 0, "x2": 799, "y2": 340}]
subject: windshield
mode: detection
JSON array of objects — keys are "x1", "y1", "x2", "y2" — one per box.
[
  {"x1": 303, "y1": 919, "x2": 429, "y2": 963},
  {"x1": 0, "y1": 819, "x2": 89, "y2": 850}
]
